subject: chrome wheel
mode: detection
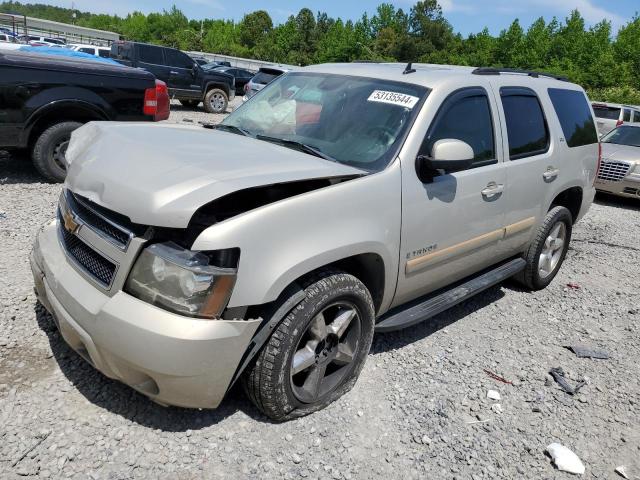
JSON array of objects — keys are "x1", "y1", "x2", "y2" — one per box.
[
  {"x1": 290, "y1": 302, "x2": 361, "y2": 404},
  {"x1": 538, "y1": 221, "x2": 566, "y2": 279},
  {"x1": 52, "y1": 139, "x2": 69, "y2": 172},
  {"x1": 209, "y1": 93, "x2": 226, "y2": 112}
]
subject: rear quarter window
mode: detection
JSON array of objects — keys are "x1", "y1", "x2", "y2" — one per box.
[{"x1": 548, "y1": 88, "x2": 598, "y2": 147}]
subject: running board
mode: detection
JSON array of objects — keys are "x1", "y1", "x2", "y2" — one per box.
[{"x1": 375, "y1": 258, "x2": 526, "y2": 333}]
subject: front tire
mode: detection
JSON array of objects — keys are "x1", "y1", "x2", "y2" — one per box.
[
  {"x1": 203, "y1": 89, "x2": 228, "y2": 114},
  {"x1": 32, "y1": 121, "x2": 82, "y2": 183},
  {"x1": 243, "y1": 269, "x2": 375, "y2": 421},
  {"x1": 518, "y1": 206, "x2": 572, "y2": 290}
]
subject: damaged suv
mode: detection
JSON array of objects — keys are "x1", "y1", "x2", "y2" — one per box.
[{"x1": 31, "y1": 63, "x2": 599, "y2": 420}]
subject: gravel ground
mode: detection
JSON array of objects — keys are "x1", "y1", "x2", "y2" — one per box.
[{"x1": 1, "y1": 104, "x2": 639, "y2": 479}]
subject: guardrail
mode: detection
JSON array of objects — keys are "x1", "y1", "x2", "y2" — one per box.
[
  {"x1": 185, "y1": 50, "x2": 296, "y2": 72},
  {"x1": 0, "y1": 12, "x2": 119, "y2": 46}
]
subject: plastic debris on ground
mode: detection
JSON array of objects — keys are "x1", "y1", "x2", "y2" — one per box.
[
  {"x1": 549, "y1": 367, "x2": 586, "y2": 395},
  {"x1": 565, "y1": 345, "x2": 610, "y2": 360},
  {"x1": 546, "y1": 443, "x2": 585, "y2": 475}
]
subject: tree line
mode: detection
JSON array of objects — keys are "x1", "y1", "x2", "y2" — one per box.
[{"x1": 2, "y1": 0, "x2": 639, "y2": 103}]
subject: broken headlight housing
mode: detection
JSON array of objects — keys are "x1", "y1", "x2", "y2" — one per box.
[{"x1": 125, "y1": 242, "x2": 237, "y2": 319}]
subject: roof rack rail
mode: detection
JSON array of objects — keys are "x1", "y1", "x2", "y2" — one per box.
[{"x1": 472, "y1": 67, "x2": 569, "y2": 82}]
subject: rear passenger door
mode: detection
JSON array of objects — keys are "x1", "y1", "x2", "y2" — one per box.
[
  {"x1": 491, "y1": 86, "x2": 554, "y2": 253},
  {"x1": 136, "y1": 44, "x2": 169, "y2": 84},
  {"x1": 164, "y1": 48, "x2": 197, "y2": 94}
]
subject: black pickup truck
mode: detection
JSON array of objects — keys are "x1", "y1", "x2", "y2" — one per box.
[
  {"x1": 0, "y1": 50, "x2": 169, "y2": 182},
  {"x1": 110, "y1": 41, "x2": 235, "y2": 114}
]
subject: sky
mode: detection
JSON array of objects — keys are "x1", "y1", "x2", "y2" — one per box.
[{"x1": 51, "y1": 0, "x2": 638, "y2": 35}]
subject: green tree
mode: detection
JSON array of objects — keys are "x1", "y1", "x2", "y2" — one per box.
[{"x1": 238, "y1": 10, "x2": 272, "y2": 51}]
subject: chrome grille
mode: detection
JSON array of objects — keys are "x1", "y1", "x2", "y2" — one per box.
[
  {"x1": 58, "y1": 210, "x2": 117, "y2": 286},
  {"x1": 66, "y1": 192, "x2": 134, "y2": 249},
  {"x1": 597, "y1": 160, "x2": 631, "y2": 182}
]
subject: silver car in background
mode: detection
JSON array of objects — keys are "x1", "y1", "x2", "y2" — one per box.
[
  {"x1": 592, "y1": 102, "x2": 640, "y2": 137},
  {"x1": 595, "y1": 125, "x2": 640, "y2": 199},
  {"x1": 243, "y1": 66, "x2": 290, "y2": 101}
]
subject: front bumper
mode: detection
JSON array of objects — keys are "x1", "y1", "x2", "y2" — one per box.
[
  {"x1": 595, "y1": 173, "x2": 640, "y2": 199},
  {"x1": 31, "y1": 219, "x2": 260, "y2": 408}
]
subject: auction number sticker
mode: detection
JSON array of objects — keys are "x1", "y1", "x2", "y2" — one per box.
[{"x1": 367, "y1": 90, "x2": 419, "y2": 109}]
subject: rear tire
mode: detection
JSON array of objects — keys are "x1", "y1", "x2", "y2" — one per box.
[
  {"x1": 203, "y1": 89, "x2": 228, "y2": 114},
  {"x1": 242, "y1": 269, "x2": 375, "y2": 421},
  {"x1": 179, "y1": 99, "x2": 200, "y2": 108},
  {"x1": 517, "y1": 206, "x2": 572, "y2": 290},
  {"x1": 32, "y1": 121, "x2": 82, "y2": 183}
]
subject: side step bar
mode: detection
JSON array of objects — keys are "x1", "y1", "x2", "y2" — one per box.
[{"x1": 375, "y1": 258, "x2": 526, "y2": 333}]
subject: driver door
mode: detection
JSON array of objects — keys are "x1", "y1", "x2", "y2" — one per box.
[{"x1": 393, "y1": 87, "x2": 508, "y2": 307}]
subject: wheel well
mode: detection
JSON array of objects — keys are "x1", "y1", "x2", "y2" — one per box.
[
  {"x1": 27, "y1": 105, "x2": 105, "y2": 150},
  {"x1": 206, "y1": 83, "x2": 230, "y2": 96},
  {"x1": 550, "y1": 187, "x2": 582, "y2": 223},
  {"x1": 329, "y1": 253, "x2": 386, "y2": 314}
]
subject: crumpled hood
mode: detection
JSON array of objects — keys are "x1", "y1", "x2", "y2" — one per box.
[
  {"x1": 601, "y1": 143, "x2": 640, "y2": 164},
  {"x1": 65, "y1": 122, "x2": 365, "y2": 228}
]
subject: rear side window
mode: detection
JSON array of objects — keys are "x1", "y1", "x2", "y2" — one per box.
[
  {"x1": 138, "y1": 44, "x2": 164, "y2": 65},
  {"x1": 501, "y1": 87, "x2": 549, "y2": 160},
  {"x1": 623, "y1": 109, "x2": 632, "y2": 122},
  {"x1": 548, "y1": 88, "x2": 598, "y2": 147},
  {"x1": 593, "y1": 105, "x2": 621, "y2": 120},
  {"x1": 422, "y1": 87, "x2": 496, "y2": 168},
  {"x1": 79, "y1": 47, "x2": 95, "y2": 54},
  {"x1": 165, "y1": 48, "x2": 194, "y2": 69},
  {"x1": 98, "y1": 49, "x2": 110, "y2": 58},
  {"x1": 634, "y1": 111, "x2": 640, "y2": 123}
]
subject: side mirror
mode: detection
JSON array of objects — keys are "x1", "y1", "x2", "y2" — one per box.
[{"x1": 416, "y1": 139, "x2": 474, "y2": 182}]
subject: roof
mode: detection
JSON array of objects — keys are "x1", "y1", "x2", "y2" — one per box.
[{"x1": 301, "y1": 62, "x2": 578, "y2": 90}]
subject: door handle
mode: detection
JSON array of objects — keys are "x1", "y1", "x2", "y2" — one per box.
[
  {"x1": 481, "y1": 182, "x2": 504, "y2": 199},
  {"x1": 543, "y1": 167, "x2": 560, "y2": 181},
  {"x1": 169, "y1": 70, "x2": 179, "y2": 75}
]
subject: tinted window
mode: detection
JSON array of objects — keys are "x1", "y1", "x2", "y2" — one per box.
[
  {"x1": 253, "y1": 70, "x2": 281, "y2": 85},
  {"x1": 593, "y1": 105, "x2": 621, "y2": 120},
  {"x1": 79, "y1": 47, "x2": 95, "y2": 54},
  {"x1": 623, "y1": 109, "x2": 632, "y2": 122},
  {"x1": 548, "y1": 88, "x2": 598, "y2": 147},
  {"x1": 165, "y1": 48, "x2": 194, "y2": 69},
  {"x1": 634, "y1": 111, "x2": 640, "y2": 123},
  {"x1": 501, "y1": 88, "x2": 549, "y2": 159},
  {"x1": 98, "y1": 49, "x2": 110, "y2": 58},
  {"x1": 422, "y1": 89, "x2": 495, "y2": 167},
  {"x1": 138, "y1": 44, "x2": 164, "y2": 65}
]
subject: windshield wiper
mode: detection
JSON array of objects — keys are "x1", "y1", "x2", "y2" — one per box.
[
  {"x1": 211, "y1": 124, "x2": 252, "y2": 137},
  {"x1": 256, "y1": 135, "x2": 337, "y2": 162}
]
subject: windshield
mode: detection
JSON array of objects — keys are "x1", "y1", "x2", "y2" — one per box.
[
  {"x1": 222, "y1": 72, "x2": 428, "y2": 172},
  {"x1": 602, "y1": 126, "x2": 640, "y2": 147}
]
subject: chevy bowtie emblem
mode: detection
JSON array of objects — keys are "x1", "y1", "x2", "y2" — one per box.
[{"x1": 63, "y1": 209, "x2": 79, "y2": 234}]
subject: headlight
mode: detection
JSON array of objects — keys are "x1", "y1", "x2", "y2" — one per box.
[
  {"x1": 633, "y1": 163, "x2": 640, "y2": 174},
  {"x1": 125, "y1": 242, "x2": 237, "y2": 319}
]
